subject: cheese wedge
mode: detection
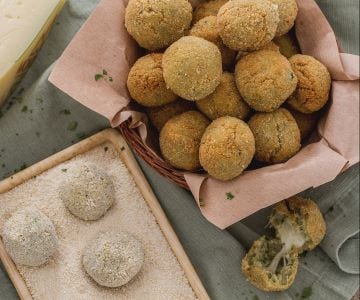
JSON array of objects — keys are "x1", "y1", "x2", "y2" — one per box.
[{"x1": 0, "y1": 0, "x2": 66, "y2": 106}]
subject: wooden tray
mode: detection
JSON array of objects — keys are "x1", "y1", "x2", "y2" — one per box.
[{"x1": 0, "y1": 129, "x2": 209, "y2": 300}]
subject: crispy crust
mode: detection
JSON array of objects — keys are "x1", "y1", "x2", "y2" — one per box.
[
  {"x1": 199, "y1": 116, "x2": 255, "y2": 181},
  {"x1": 125, "y1": 0, "x2": 192, "y2": 50},
  {"x1": 217, "y1": 0, "x2": 279, "y2": 51},
  {"x1": 270, "y1": 0, "x2": 298, "y2": 36},
  {"x1": 196, "y1": 72, "x2": 251, "y2": 120},
  {"x1": 190, "y1": 16, "x2": 236, "y2": 70},
  {"x1": 235, "y1": 50, "x2": 298, "y2": 112},
  {"x1": 273, "y1": 32, "x2": 300, "y2": 58},
  {"x1": 272, "y1": 196, "x2": 327, "y2": 252},
  {"x1": 241, "y1": 236, "x2": 299, "y2": 292},
  {"x1": 127, "y1": 54, "x2": 178, "y2": 107},
  {"x1": 287, "y1": 55, "x2": 331, "y2": 113},
  {"x1": 159, "y1": 111, "x2": 210, "y2": 170},
  {"x1": 193, "y1": 0, "x2": 229, "y2": 24},
  {"x1": 162, "y1": 36, "x2": 222, "y2": 101},
  {"x1": 248, "y1": 108, "x2": 301, "y2": 163},
  {"x1": 146, "y1": 100, "x2": 195, "y2": 131},
  {"x1": 288, "y1": 108, "x2": 319, "y2": 140}
]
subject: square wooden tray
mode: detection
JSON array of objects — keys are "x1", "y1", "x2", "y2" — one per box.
[{"x1": 0, "y1": 129, "x2": 209, "y2": 300}]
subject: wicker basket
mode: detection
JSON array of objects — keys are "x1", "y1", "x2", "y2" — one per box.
[{"x1": 119, "y1": 121, "x2": 189, "y2": 189}]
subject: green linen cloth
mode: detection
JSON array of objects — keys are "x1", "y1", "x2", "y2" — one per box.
[{"x1": 0, "y1": 1, "x2": 359, "y2": 299}]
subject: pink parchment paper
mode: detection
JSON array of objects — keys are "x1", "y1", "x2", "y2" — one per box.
[{"x1": 49, "y1": 0, "x2": 359, "y2": 229}]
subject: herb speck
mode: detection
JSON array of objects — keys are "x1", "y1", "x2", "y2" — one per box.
[
  {"x1": 301, "y1": 287, "x2": 313, "y2": 299},
  {"x1": 95, "y1": 74, "x2": 103, "y2": 81},
  {"x1": 226, "y1": 192, "x2": 234, "y2": 200},
  {"x1": 67, "y1": 121, "x2": 78, "y2": 131}
]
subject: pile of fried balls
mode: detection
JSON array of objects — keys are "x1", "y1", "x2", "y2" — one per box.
[{"x1": 125, "y1": 0, "x2": 331, "y2": 181}]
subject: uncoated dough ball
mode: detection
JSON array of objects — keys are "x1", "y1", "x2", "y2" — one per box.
[
  {"x1": 2, "y1": 207, "x2": 58, "y2": 267},
  {"x1": 193, "y1": 0, "x2": 228, "y2": 24},
  {"x1": 269, "y1": 0, "x2": 298, "y2": 36},
  {"x1": 146, "y1": 99, "x2": 195, "y2": 131},
  {"x1": 83, "y1": 231, "x2": 144, "y2": 288},
  {"x1": 162, "y1": 36, "x2": 222, "y2": 101},
  {"x1": 199, "y1": 116, "x2": 255, "y2": 181},
  {"x1": 189, "y1": 16, "x2": 236, "y2": 70},
  {"x1": 287, "y1": 55, "x2": 331, "y2": 114},
  {"x1": 59, "y1": 164, "x2": 115, "y2": 221},
  {"x1": 127, "y1": 54, "x2": 177, "y2": 107},
  {"x1": 125, "y1": 0, "x2": 192, "y2": 50},
  {"x1": 248, "y1": 108, "x2": 301, "y2": 163},
  {"x1": 160, "y1": 111, "x2": 210, "y2": 171},
  {"x1": 217, "y1": 0, "x2": 279, "y2": 51},
  {"x1": 235, "y1": 50, "x2": 298, "y2": 112},
  {"x1": 196, "y1": 72, "x2": 251, "y2": 120}
]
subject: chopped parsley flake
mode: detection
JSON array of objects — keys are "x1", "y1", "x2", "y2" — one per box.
[
  {"x1": 301, "y1": 287, "x2": 313, "y2": 299},
  {"x1": 61, "y1": 169, "x2": 67, "y2": 172},
  {"x1": 102, "y1": 69, "x2": 108, "y2": 75},
  {"x1": 226, "y1": 192, "x2": 234, "y2": 200},
  {"x1": 60, "y1": 109, "x2": 71, "y2": 115},
  {"x1": 21, "y1": 105, "x2": 28, "y2": 112},
  {"x1": 95, "y1": 74, "x2": 104, "y2": 81},
  {"x1": 67, "y1": 121, "x2": 78, "y2": 131}
]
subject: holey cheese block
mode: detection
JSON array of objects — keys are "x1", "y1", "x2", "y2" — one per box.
[{"x1": 0, "y1": 0, "x2": 66, "y2": 106}]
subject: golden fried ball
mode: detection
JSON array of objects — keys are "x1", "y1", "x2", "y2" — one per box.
[
  {"x1": 269, "y1": 0, "x2": 298, "y2": 36},
  {"x1": 127, "y1": 54, "x2": 177, "y2": 107},
  {"x1": 288, "y1": 108, "x2": 319, "y2": 140},
  {"x1": 287, "y1": 55, "x2": 331, "y2": 114},
  {"x1": 162, "y1": 36, "x2": 222, "y2": 101},
  {"x1": 196, "y1": 72, "x2": 251, "y2": 120},
  {"x1": 235, "y1": 50, "x2": 298, "y2": 112},
  {"x1": 270, "y1": 196, "x2": 327, "y2": 253},
  {"x1": 146, "y1": 100, "x2": 195, "y2": 131},
  {"x1": 125, "y1": 0, "x2": 192, "y2": 51},
  {"x1": 189, "y1": 16, "x2": 236, "y2": 69},
  {"x1": 248, "y1": 108, "x2": 301, "y2": 163},
  {"x1": 217, "y1": 0, "x2": 279, "y2": 51},
  {"x1": 236, "y1": 41, "x2": 280, "y2": 61},
  {"x1": 241, "y1": 236, "x2": 299, "y2": 292},
  {"x1": 193, "y1": 0, "x2": 228, "y2": 24},
  {"x1": 199, "y1": 116, "x2": 255, "y2": 181},
  {"x1": 273, "y1": 32, "x2": 300, "y2": 58},
  {"x1": 160, "y1": 111, "x2": 210, "y2": 170}
]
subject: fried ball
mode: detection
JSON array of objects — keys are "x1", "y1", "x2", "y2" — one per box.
[
  {"x1": 125, "y1": 0, "x2": 192, "y2": 50},
  {"x1": 236, "y1": 41, "x2": 280, "y2": 62},
  {"x1": 288, "y1": 109, "x2": 319, "y2": 140},
  {"x1": 269, "y1": 0, "x2": 298, "y2": 36},
  {"x1": 287, "y1": 55, "x2": 331, "y2": 114},
  {"x1": 3, "y1": 207, "x2": 58, "y2": 267},
  {"x1": 196, "y1": 72, "x2": 251, "y2": 120},
  {"x1": 83, "y1": 231, "x2": 144, "y2": 288},
  {"x1": 189, "y1": 16, "x2": 236, "y2": 69},
  {"x1": 146, "y1": 100, "x2": 195, "y2": 131},
  {"x1": 273, "y1": 32, "x2": 300, "y2": 58},
  {"x1": 193, "y1": 0, "x2": 228, "y2": 24},
  {"x1": 217, "y1": 0, "x2": 279, "y2": 51},
  {"x1": 248, "y1": 108, "x2": 301, "y2": 163},
  {"x1": 235, "y1": 50, "x2": 298, "y2": 112},
  {"x1": 199, "y1": 116, "x2": 255, "y2": 181},
  {"x1": 127, "y1": 54, "x2": 177, "y2": 107},
  {"x1": 270, "y1": 196, "x2": 327, "y2": 253},
  {"x1": 59, "y1": 164, "x2": 115, "y2": 221},
  {"x1": 241, "y1": 236, "x2": 299, "y2": 292},
  {"x1": 162, "y1": 36, "x2": 222, "y2": 101},
  {"x1": 160, "y1": 111, "x2": 210, "y2": 170}
]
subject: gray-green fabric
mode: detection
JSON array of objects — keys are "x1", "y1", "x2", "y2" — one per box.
[{"x1": 0, "y1": 1, "x2": 358, "y2": 299}]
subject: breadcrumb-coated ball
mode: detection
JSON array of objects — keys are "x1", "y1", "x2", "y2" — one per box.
[
  {"x1": 127, "y1": 53, "x2": 177, "y2": 107},
  {"x1": 2, "y1": 207, "x2": 58, "y2": 267},
  {"x1": 162, "y1": 36, "x2": 222, "y2": 101},
  {"x1": 193, "y1": 0, "x2": 228, "y2": 24},
  {"x1": 146, "y1": 100, "x2": 195, "y2": 131},
  {"x1": 59, "y1": 164, "x2": 115, "y2": 221},
  {"x1": 235, "y1": 50, "x2": 298, "y2": 112},
  {"x1": 288, "y1": 108, "x2": 319, "y2": 140},
  {"x1": 269, "y1": 0, "x2": 298, "y2": 36},
  {"x1": 189, "y1": 16, "x2": 236, "y2": 69},
  {"x1": 196, "y1": 72, "x2": 251, "y2": 120},
  {"x1": 248, "y1": 108, "x2": 301, "y2": 163},
  {"x1": 273, "y1": 32, "x2": 300, "y2": 58},
  {"x1": 241, "y1": 236, "x2": 299, "y2": 292},
  {"x1": 199, "y1": 116, "x2": 255, "y2": 181},
  {"x1": 270, "y1": 196, "x2": 327, "y2": 253},
  {"x1": 83, "y1": 231, "x2": 144, "y2": 288},
  {"x1": 125, "y1": 0, "x2": 192, "y2": 50},
  {"x1": 217, "y1": 0, "x2": 279, "y2": 51},
  {"x1": 160, "y1": 111, "x2": 210, "y2": 170},
  {"x1": 287, "y1": 55, "x2": 331, "y2": 114}
]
